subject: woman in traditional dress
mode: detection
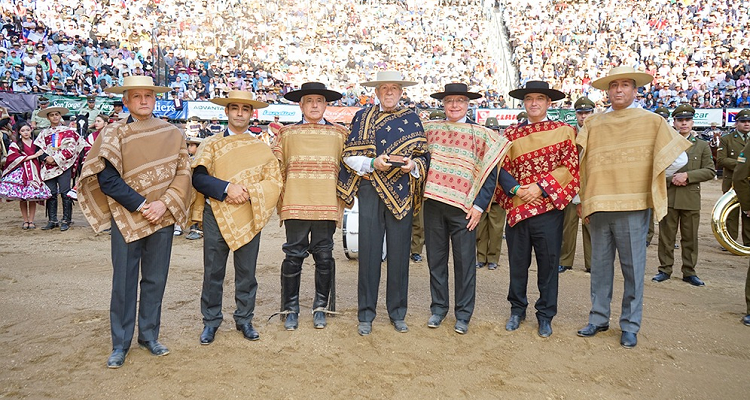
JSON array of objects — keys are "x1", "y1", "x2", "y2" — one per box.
[
  {"x1": 82, "y1": 114, "x2": 108, "y2": 159},
  {"x1": 0, "y1": 121, "x2": 52, "y2": 229}
]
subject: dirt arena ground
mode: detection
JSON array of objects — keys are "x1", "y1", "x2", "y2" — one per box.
[{"x1": 0, "y1": 179, "x2": 748, "y2": 399}]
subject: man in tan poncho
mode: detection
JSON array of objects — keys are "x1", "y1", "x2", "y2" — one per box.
[
  {"x1": 272, "y1": 82, "x2": 348, "y2": 331},
  {"x1": 78, "y1": 76, "x2": 192, "y2": 368},
  {"x1": 575, "y1": 66, "x2": 690, "y2": 349},
  {"x1": 191, "y1": 90, "x2": 282, "y2": 345}
]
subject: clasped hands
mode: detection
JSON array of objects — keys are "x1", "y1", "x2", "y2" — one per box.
[
  {"x1": 225, "y1": 183, "x2": 250, "y2": 205},
  {"x1": 141, "y1": 200, "x2": 167, "y2": 224},
  {"x1": 516, "y1": 183, "x2": 544, "y2": 206},
  {"x1": 671, "y1": 172, "x2": 688, "y2": 186},
  {"x1": 373, "y1": 154, "x2": 414, "y2": 173}
]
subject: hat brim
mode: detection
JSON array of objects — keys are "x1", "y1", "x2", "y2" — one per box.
[
  {"x1": 209, "y1": 98, "x2": 269, "y2": 109},
  {"x1": 591, "y1": 72, "x2": 653, "y2": 91},
  {"x1": 104, "y1": 85, "x2": 171, "y2": 94},
  {"x1": 508, "y1": 88, "x2": 566, "y2": 101},
  {"x1": 284, "y1": 89, "x2": 342, "y2": 103},
  {"x1": 430, "y1": 91, "x2": 482, "y2": 100},
  {"x1": 38, "y1": 106, "x2": 69, "y2": 118},
  {"x1": 360, "y1": 80, "x2": 418, "y2": 88}
]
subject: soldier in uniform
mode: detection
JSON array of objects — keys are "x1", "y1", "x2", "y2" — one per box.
[
  {"x1": 476, "y1": 116, "x2": 506, "y2": 270},
  {"x1": 717, "y1": 109, "x2": 750, "y2": 246},
  {"x1": 731, "y1": 125, "x2": 750, "y2": 326},
  {"x1": 30, "y1": 96, "x2": 51, "y2": 135},
  {"x1": 559, "y1": 97, "x2": 594, "y2": 273},
  {"x1": 654, "y1": 107, "x2": 671, "y2": 120},
  {"x1": 652, "y1": 105, "x2": 715, "y2": 286},
  {"x1": 81, "y1": 95, "x2": 102, "y2": 130}
]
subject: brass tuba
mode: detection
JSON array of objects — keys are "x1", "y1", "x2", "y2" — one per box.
[{"x1": 711, "y1": 189, "x2": 750, "y2": 255}]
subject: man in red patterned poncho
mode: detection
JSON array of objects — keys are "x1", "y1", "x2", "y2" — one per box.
[{"x1": 496, "y1": 81, "x2": 580, "y2": 338}]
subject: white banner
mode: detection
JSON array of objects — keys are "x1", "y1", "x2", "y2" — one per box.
[
  {"x1": 475, "y1": 109, "x2": 525, "y2": 126},
  {"x1": 676, "y1": 108, "x2": 723, "y2": 127},
  {"x1": 186, "y1": 102, "x2": 302, "y2": 123}
]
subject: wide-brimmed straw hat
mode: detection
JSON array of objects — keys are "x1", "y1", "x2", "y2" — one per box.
[
  {"x1": 430, "y1": 83, "x2": 482, "y2": 100},
  {"x1": 38, "y1": 106, "x2": 69, "y2": 118},
  {"x1": 591, "y1": 66, "x2": 653, "y2": 90},
  {"x1": 104, "y1": 76, "x2": 170, "y2": 94},
  {"x1": 284, "y1": 82, "x2": 342, "y2": 103},
  {"x1": 361, "y1": 71, "x2": 417, "y2": 88},
  {"x1": 508, "y1": 80, "x2": 565, "y2": 101},
  {"x1": 209, "y1": 90, "x2": 269, "y2": 109}
]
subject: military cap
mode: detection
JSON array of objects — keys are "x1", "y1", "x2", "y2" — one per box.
[
  {"x1": 485, "y1": 117, "x2": 500, "y2": 130},
  {"x1": 672, "y1": 104, "x2": 695, "y2": 119},
  {"x1": 574, "y1": 97, "x2": 595, "y2": 112},
  {"x1": 654, "y1": 107, "x2": 670, "y2": 119},
  {"x1": 517, "y1": 111, "x2": 528, "y2": 121},
  {"x1": 86, "y1": 95, "x2": 97, "y2": 102},
  {"x1": 429, "y1": 110, "x2": 445, "y2": 120},
  {"x1": 736, "y1": 109, "x2": 750, "y2": 121}
]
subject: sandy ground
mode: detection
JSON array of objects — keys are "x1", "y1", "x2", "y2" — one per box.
[{"x1": 0, "y1": 179, "x2": 749, "y2": 399}]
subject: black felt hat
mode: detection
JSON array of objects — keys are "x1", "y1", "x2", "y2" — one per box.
[{"x1": 284, "y1": 82, "x2": 342, "y2": 103}]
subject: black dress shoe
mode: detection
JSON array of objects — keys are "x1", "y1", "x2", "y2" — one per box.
[
  {"x1": 284, "y1": 313, "x2": 298, "y2": 331},
  {"x1": 558, "y1": 265, "x2": 572, "y2": 273},
  {"x1": 391, "y1": 319, "x2": 408, "y2": 333},
  {"x1": 410, "y1": 253, "x2": 423, "y2": 262},
  {"x1": 538, "y1": 320, "x2": 552, "y2": 338},
  {"x1": 60, "y1": 221, "x2": 70, "y2": 231},
  {"x1": 487, "y1": 262, "x2": 498, "y2": 270},
  {"x1": 577, "y1": 323, "x2": 609, "y2": 337},
  {"x1": 682, "y1": 275, "x2": 705, "y2": 287},
  {"x1": 137, "y1": 339, "x2": 169, "y2": 356},
  {"x1": 454, "y1": 320, "x2": 469, "y2": 334},
  {"x1": 200, "y1": 326, "x2": 218, "y2": 345},
  {"x1": 236, "y1": 323, "x2": 260, "y2": 341},
  {"x1": 743, "y1": 315, "x2": 750, "y2": 326},
  {"x1": 652, "y1": 272, "x2": 670, "y2": 282},
  {"x1": 475, "y1": 262, "x2": 486, "y2": 269},
  {"x1": 620, "y1": 331, "x2": 637, "y2": 349},
  {"x1": 427, "y1": 314, "x2": 445, "y2": 328},
  {"x1": 505, "y1": 314, "x2": 525, "y2": 331},
  {"x1": 41, "y1": 221, "x2": 58, "y2": 230},
  {"x1": 107, "y1": 349, "x2": 128, "y2": 369},
  {"x1": 313, "y1": 311, "x2": 327, "y2": 329}
]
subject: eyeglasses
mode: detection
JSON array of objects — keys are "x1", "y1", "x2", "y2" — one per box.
[{"x1": 443, "y1": 98, "x2": 469, "y2": 105}]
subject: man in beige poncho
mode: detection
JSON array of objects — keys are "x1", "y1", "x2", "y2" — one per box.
[
  {"x1": 191, "y1": 90, "x2": 282, "y2": 345},
  {"x1": 575, "y1": 66, "x2": 690, "y2": 349},
  {"x1": 78, "y1": 76, "x2": 192, "y2": 368},
  {"x1": 272, "y1": 82, "x2": 348, "y2": 331}
]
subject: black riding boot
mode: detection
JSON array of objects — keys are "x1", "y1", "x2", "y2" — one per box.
[
  {"x1": 312, "y1": 251, "x2": 334, "y2": 328},
  {"x1": 41, "y1": 196, "x2": 59, "y2": 230},
  {"x1": 60, "y1": 197, "x2": 73, "y2": 231},
  {"x1": 280, "y1": 258, "x2": 302, "y2": 330}
]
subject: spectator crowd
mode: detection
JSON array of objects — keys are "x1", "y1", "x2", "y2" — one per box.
[
  {"x1": 504, "y1": 0, "x2": 750, "y2": 110},
  {"x1": 1, "y1": 0, "x2": 750, "y2": 111}
]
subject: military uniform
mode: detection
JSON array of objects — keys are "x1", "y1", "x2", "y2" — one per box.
[
  {"x1": 730, "y1": 131, "x2": 750, "y2": 326},
  {"x1": 31, "y1": 98, "x2": 52, "y2": 135},
  {"x1": 476, "y1": 117, "x2": 506, "y2": 269},
  {"x1": 717, "y1": 109, "x2": 750, "y2": 245},
  {"x1": 559, "y1": 98, "x2": 594, "y2": 272}
]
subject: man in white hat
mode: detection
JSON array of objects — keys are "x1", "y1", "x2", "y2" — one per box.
[
  {"x1": 191, "y1": 90, "x2": 282, "y2": 345},
  {"x1": 337, "y1": 71, "x2": 430, "y2": 335},
  {"x1": 422, "y1": 83, "x2": 511, "y2": 335},
  {"x1": 272, "y1": 82, "x2": 348, "y2": 331},
  {"x1": 576, "y1": 66, "x2": 690, "y2": 349},
  {"x1": 34, "y1": 106, "x2": 81, "y2": 231},
  {"x1": 77, "y1": 76, "x2": 193, "y2": 368}
]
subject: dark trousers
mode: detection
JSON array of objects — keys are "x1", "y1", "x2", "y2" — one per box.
[
  {"x1": 110, "y1": 219, "x2": 173, "y2": 351},
  {"x1": 282, "y1": 219, "x2": 336, "y2": 259},
  {"x1": 201, "y1": 203, "x2": 260, "y2": 327},
  {"x1": 44, "y1": 168, "x2": 72, "y2": 196},
  {"x1": 357, "y1": 182, "x2": 413, "y2": 323},
  {"x1": 505, "y1": 209, "x2": 563, "y2": 322},
  {"x1": 424, "y1": 199, "x2": 477, "y2": 322}
]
